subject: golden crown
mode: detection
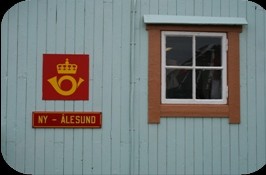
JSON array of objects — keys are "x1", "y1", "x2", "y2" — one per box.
[{"x1": 57, "y1": 58, "x2": 77, "y2": 74}]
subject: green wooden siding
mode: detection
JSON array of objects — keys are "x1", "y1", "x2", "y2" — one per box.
[{"x1": 1, "y1": 0, "x2": 265, "y2": 174}]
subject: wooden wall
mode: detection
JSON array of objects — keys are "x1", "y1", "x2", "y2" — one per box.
[{"x1": 1, "y1": 0, "x2": 265, "y2": 174}]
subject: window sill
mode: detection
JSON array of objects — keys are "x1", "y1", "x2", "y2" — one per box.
[
  {"x1": 149, "y1": 103, "x2": 240, "y2": 124},
  {"x1": 160, "y1": 104, "x2": 229, "y2": 117}
]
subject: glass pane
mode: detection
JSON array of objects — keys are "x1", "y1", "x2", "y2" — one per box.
[
  {"x1": 196, "y1": 37, "x2": 222, "y2": 67},
  {"x1": 166, "y1": 36, "x2": 192, "y2": 66},
  {"x1": 196, "y1": 70, "x2": 222, "y2": 99},
  {"x1": 166, "y1": 69, "x2": 192, "y2": 99}
]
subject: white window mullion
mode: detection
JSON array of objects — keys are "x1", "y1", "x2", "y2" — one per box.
[
  {"x1": 195, "y1": 66, "x2": 223, "y2": 70},
  {"x1": 192, "y1": 35, "x2": 196, "y2": 100},
  {"x1": 165, "y1": 66, "x2": 193, "y2": 69}
]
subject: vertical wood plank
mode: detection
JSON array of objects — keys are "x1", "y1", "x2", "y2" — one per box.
[
  {"x1": 91, "y1": 0, "x2": 104, "y2": 174},
  {"x1": 25, "y1": 0, "x2": 38, "y2": 173},
  {"x1": 185, "y1": 0, "x2": 194, "y2": 15},
  {"x1": 176, "y1": 0, "x2": 185, "y2": 15},
  {"x1": 1, "y1": 3, "x2": 9, "y2": 162},
  {"x1": 230, "y1": 125, "x2": 240, "y2": 175},
  {"x1": 159, "y1": 0, "x2": 167, "y2": 14},
  {"x1": 120, "y1": 1, "x2": 131, "y2": 174},
  {"x1": 221, "y1": 0, "x2": 230, "y2": 17},
  {"x1": 157, "y1": 120, "x2": 167, "y2": 175},
  {"x1": 194, "y1": 119, "x2": 203, "y2": 174},
  {"x1": 15, "y1": 2, "x2": 28, "y2": 173},
  {"x1": 133, "y1": 0, "x2": 140, "y2": 172},
  {"x1": 203, "y1": 120, "x2": 213, "y2": 175},
  {"x1": 83, "y1": 0, "x2": 95, "y2": 174},
  {"x1": 246, "y1": 2, "x2": 257, "y2": 173},
  {"x1": 202, "y1": 0, "x2": 212, "y2": 16},
  {"x1": 212, "y1": 0, "x2": 221, "y2": 16},
  {"x1": 175, "y1": 119, "x2": 185, "y2": 175},
  {"x1": 221, "y1": 120, "x2": 230, "y2": 175},
  {"x1": 255, "y1": 4, "x2": 266, "y2": 170},
  {"x1": 45, "y1": 0, "x2": 57, "y2": 174},
  {"x1": 101, "y1": 1, "x2": 113, "y2": 174},
  {"x1": 149, "y1": 0, "x2": 158, "y2": 14},
  {"x1": 111, "y1": 0, "x2": 122, "y2": 174},
  {"x1": 238, "y1": 0, "x2": 248, "y2": 173},
  {"x1": 185, "y1": 118, "x2": 194, "y2": 175},
  {"x1": 229, "y1": 0, "x2": 238, "y2": 17},
  {"x1": 194, "y1": 0, "x2": 203, "y2": 16},
  {"x1": 212, "y1": 119, "x2": 222, "y2": 175},
  {"x1": 6, "y1": 4, "x2": 18, "y2": 169},
  {"x1": 167, "y1": 0, "x2": 176, "y2": 15},
  {"x1": 148, "y1": 125, "x2": 158, "y2": 175},
  {"x1": 35, "y1": 0, "x2": 48, "y2": 174},
  {"x1": 166, "y1": 119, "x2": 176, "y2": 175}
]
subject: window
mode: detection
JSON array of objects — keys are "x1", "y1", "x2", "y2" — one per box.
[
  {"x1": 146, "y1": 24, "x2": 243, "y2": 124},
  {"x1": 162, "y1": 32, "x2": 227, "y2": 104}
]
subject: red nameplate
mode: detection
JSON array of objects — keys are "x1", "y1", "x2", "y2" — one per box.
[{"x1": 32, "y1": 112, "x2": 101, "y2": 128}]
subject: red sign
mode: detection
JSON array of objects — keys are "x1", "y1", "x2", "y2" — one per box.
[
  {"x1": 32, "y1": 112, "x2": 102, "y2": 128},
  {"x1": 43, "y1": 54, "x2": 89, "y2": 100}
]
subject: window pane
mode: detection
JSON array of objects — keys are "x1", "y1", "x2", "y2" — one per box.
[
  {"x1": 166, "y1": 36, "x2": 192, "y2": 66},
  {"x1": 196, "y1": 70, "x2": 222, "y2": 99},
  {"x1": 166, "y1": 69, "x2": 192, "y2": 99},
  {"x1": 196, "y1": 37, "x2": 222, "y2": 67}
]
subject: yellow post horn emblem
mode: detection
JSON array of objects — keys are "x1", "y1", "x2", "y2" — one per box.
[
  {"x1": 47, "y1": 58, "x2": 84, "y2": 96},
  {"x1": 48, "y1": 76, "x2": 84, "y2": 96}
]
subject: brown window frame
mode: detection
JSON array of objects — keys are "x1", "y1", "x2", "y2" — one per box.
[{"x1": 147, "y1": 25, "x2": 242, "y2": 124}]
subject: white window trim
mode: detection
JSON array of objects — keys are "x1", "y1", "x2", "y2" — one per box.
[{"x1": 161, "y1": 31, "x2": 228, "y2": 104}]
